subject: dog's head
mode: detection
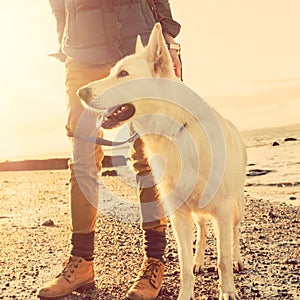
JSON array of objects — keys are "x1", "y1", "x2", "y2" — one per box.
[{"x1": 77, "y1": 23, "x2": 178, "y2": 129}]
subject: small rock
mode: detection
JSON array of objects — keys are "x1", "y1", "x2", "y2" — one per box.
[
  {"x1": 277, "y1": 182, "x2": 293, "y2": 187},
  {"x1": 207, "y1": 266, "x2": 216, "y2": 272},
  {"x1": 284, "y1": 137, "x2": 297, "y2": 142},
  {"x1": 289, "y1": 196, "x2": 297, "y2": 200},
  {"x1": 102, "y1": 170, "x2": 118, "y2": 177},
  {"x1": 247, "y1": 169, "x2": 272, "y2": 177},
  {"x1": 41, "y1": 219, "x2": 55, "y2": 227},
  {"x1": 285, "y1": 259, "x2": 297, "y2": 265},
  {"x1": 268, "y1": 211, "x2": 276, "y2": 219},
  {"x1": 251, "y1": 287, "x2": 260, "y2": 294},
  {"x1": 272, "y1": 141, "x2": 280, "y2": 146},
  {"x1": 170, "y1": 270, "x2": 179, "y2": 276},
  {"x1": 166, "y1": 252, "x2": 177, "y2": 261}
]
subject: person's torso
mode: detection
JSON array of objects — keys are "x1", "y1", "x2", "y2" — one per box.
[{"x1": 63, "y1": 0, "x2": 155, "y2": 64}]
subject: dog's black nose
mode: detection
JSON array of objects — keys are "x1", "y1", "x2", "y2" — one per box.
[{"x1": 78, "y1": 87, "x2": 92, "y2": 103}]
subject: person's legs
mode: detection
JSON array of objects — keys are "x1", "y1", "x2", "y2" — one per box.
[
  {"x1": 39, "y1": 59, "x2": 167, "y2": 299},
  {"x1": 38, "y1": 59, "x2": 110, "y2": 299},
  {"x1": 126, "y1": 138, "x2": 167, "y2": 300},
  {"x1": 65, "y1": 59, "x2": 110, "y2": 257}
]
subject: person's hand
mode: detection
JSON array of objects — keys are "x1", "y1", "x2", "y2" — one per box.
[
  {"x1": 168, "y1": 48, "x2": 181, "y2": 79},
  {"x1": 47, "y1": 48, "x2": 67, "y2": 62},
  {"x1": 163, "y1": 32, "x2": 182, "y2": 79}
]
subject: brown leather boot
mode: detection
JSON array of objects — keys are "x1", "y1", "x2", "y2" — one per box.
[
  {"x1": 126, "y1": 257, "x2": 164, "y2": 300},
  {"x1": 38, "y1": 256, "x2": 95, "y2": 299}
]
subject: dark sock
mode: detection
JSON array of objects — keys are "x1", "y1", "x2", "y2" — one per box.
[
  {"x1": 144, "y1": 229, "x2": 166, "y2": 262},
  {"x1": 70, "y1": 231, "x2": 95, "y2": 261}
]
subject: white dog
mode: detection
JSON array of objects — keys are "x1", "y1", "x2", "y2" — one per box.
[{"x1": 78, "y1": 24, "x2": 247, "y2": 300}]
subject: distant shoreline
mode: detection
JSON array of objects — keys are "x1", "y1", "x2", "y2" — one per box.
[
  {"x1": 241, "y1": 122, "x2": 300, "y2": 137},
  {"x1": 0, "y1": 155, "x2": 127, "y2": 172},
  {"x1": 1, "y1": 123, "x2": 299, "y2": 171}
]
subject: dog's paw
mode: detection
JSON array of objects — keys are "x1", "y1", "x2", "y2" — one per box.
[
  {"x1": 193, "y1": 263, "x2": 204, "y2": 274},
  {"x1": 193, "y1": 256, "x2": 205, "y2": 274},
  {"x1": 177, "y1": 295, "x2": 194, "y2": 300},
  {"x1": 233, "y1": 260, "x2": 244, "y2": 273},
  {"x1": 219, "y1": 292, "x2": 240, "y2": 300},
  {"x1": 177, "y1": 289, "x2": 195, "y2": 300}
]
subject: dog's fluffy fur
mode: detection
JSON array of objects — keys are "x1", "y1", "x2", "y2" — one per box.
[{"x1": 79, "y1": 24, "x2": 247, "y2": 300}]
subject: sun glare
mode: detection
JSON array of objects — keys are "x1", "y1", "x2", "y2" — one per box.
[{"x1": 0, "y1": 1, "x2": 300, "y2": 160}]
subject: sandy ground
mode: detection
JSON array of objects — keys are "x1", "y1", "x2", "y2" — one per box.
[{"x1": 0, "y1": 127, "x2": 299, "y2": 300}]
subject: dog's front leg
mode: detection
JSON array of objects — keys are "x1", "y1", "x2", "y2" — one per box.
[
  {"x1": 192, "y1": 214, "x2": 207, "y2": 273},
  {"x1": 214, "y1": 210, "x2": 240, "y2": 300},
  {"x1": 232, "y1": 195, "x2": 244, "y2": 273},
  {"x1": 170, "y1": 207, "x2": 195, "y2": 300}
]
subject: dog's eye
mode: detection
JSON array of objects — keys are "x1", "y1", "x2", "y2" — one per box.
[{"x1": 117, "y1": 70, "x2": 129, "y2": 78}]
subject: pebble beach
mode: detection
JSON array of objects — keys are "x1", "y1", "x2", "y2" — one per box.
[{"x1": 0, "y1": 124, "x2": 299, "y2": 300}]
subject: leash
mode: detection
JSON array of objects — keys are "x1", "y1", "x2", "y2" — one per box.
[{"x1": 72, "y1": 132, "x2": 140, "y2": 146}]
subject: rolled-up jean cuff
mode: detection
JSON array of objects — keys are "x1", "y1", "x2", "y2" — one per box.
[{"x1": 142, "y1": 219, "x2": 167, "y2": 231}]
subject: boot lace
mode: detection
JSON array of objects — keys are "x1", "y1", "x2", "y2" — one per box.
[
  {"x1": 136, "y1": 259, "x2": 162, "y2": 282},
  {"x1": 59, "y1": 257, "x2": 82, "y2": 281}
]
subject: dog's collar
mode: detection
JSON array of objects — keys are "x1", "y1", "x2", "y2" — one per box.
[
  {"x1": 72, "y1": 121, "x2": 186, "y2": 146},
  {"x1": 72, "y1": 132, "x2": 140, "y2": 146}
]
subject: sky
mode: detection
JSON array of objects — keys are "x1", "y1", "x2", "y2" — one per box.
[{"x1": 0, "y1": 1, "x2": 299, "y2": 160}]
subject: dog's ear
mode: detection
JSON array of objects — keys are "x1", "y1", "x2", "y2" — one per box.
[
  {"x1": 146, "y1": 23, "x2": 173, "y2": 77},
  {"x1": 135, "y1": 35, "x2": 144, "y2": 53}
]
